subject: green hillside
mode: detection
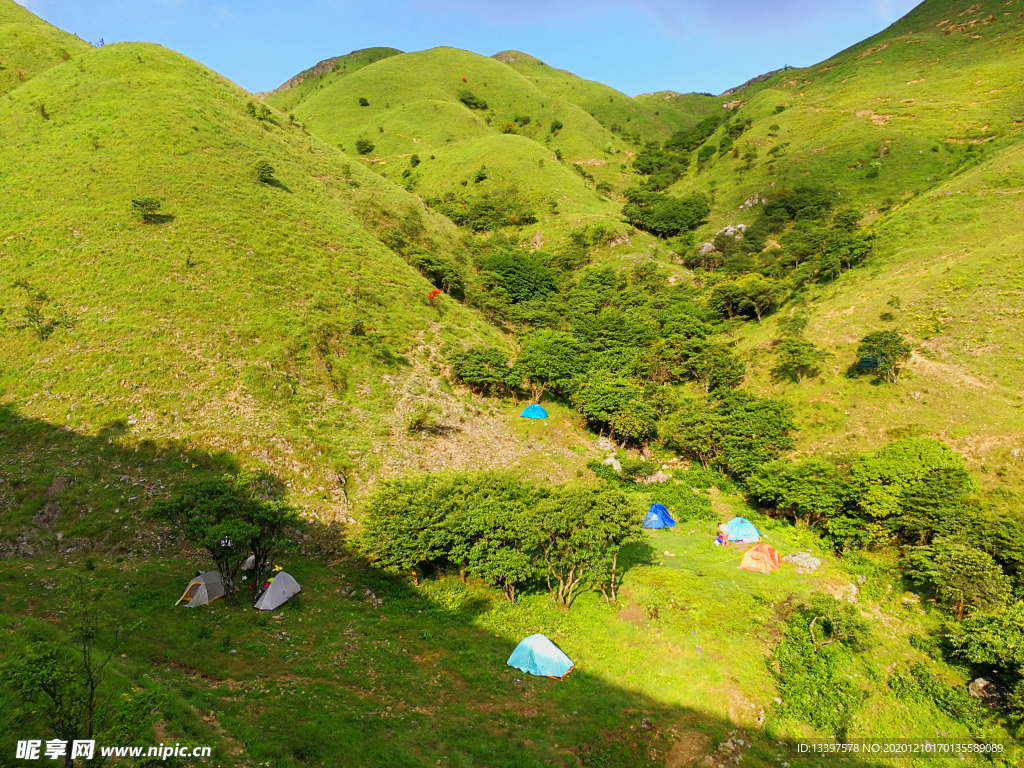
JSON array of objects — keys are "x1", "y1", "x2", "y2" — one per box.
[
  {"x1": 265, "y1": 46, "x2": 650, "y2": 245},
  {"x1": 0, "y1": 0, "x2": 90, "y2": 95},
  {"x1": 260, "y1": 46, "x2": 403, "y2": 111},
  {"x1": 492, "y1": 50, "x2": 705, "y2": 143},
  {"x1": 4, "y1": 2, "x2": 1024, "y2": 766},
  {"x1": 0, "y1": 34, "x2": 519, "y2": 542},
  {"x1": 671, "y1": 0, "x2": 1024, "y2": 221}
]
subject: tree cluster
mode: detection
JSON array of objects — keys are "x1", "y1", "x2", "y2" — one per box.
[{"x1": 356, "y1": 473, "x2": 644, "y2": 607}]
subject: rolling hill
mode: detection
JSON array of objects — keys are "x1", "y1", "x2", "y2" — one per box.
[{"x1": 0, "y1": 19, "x2": 536, "y2": 546}]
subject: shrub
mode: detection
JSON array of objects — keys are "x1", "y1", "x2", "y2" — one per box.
[
  {"x1": 252, "y1": 159, "x2": 275, "y2": 183},
  {"x1": 354, "y1": 138, "x2": 375, "y2": 155},
  {"x1": 457, "y1": 89, "x2": 488, "y2": 110},
  {"x1": 550, "y1": 119, "x2": 563, "y2": 133},
  {"x1": 358, "y1": 97, "x2": 369, "y2": 106},
  {"x1": 406, "y1": 404, "x2": 441, "y2": 435},
  {"x1": 130, "y1": 197, "x2": 162, "y2": 223}
]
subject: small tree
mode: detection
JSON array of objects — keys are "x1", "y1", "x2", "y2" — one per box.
[
  {"x1": 449, "y1": 345, "x2": 516, "y2": 396},
  {"x1": 149, "y1": 473, "x2": 299, "y2": 604},
  {"x1": 457, "y1": 89, "x2": 488, "y2": 110},
  {"x1": 773, "y1": 338, "x2": 832, "y2": 383},
  {"x1": 130, "y1": 197, "x2": 162, "y2": 224},
  {"x1": 550, "y1": 119, "x2": 563, "y2": 134},
  {"x1": 908, "y1": 538, "x2": 1012, "y2": 620},
  {"x1": 513, "y1": 329, "x2": 584, "y2": 402},
  {"x1": 358, "y1": 97, "x2": 369, "y2": 106},
  {"x1": 857, "y1": 330, "x2": 912, "y2": 383},
  {"x1": 252, "y1": 159, "x2": 275, "y2": 183},
  {"x1": 1, "y1": 579, "x2": 159, "y2": 768},
  {"x1": 354, "y1": 138, "x2": 375, "y2": 155}
]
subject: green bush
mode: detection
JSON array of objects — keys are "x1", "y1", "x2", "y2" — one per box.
[
  {"x1": 550, "y1": 119, "x2": 563, "y2": 133},
  {"x1": 354, "y1": 138, "x2": 375, "y2": 155},
  {"x1": 252, "y1": 159, "x2": 274, "y2": 183},
  {"x1": 457, "y1": 89, "x2": 488, "y2": 110},
  {"x1": 358, "y1": 97, "x2": 369, "y2": 106}
]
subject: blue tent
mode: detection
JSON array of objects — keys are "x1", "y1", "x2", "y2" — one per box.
[
  {"x1": 724, "y1": 517, "x2": 761, "y2": 543},
  {"x1": 507, "y1": 634, "x2": 574, "y2": 680},
  {"x1": 643, "y1": 503, "x2": 676, "y2": 529},
  {"x1": 520, "y1": 404, "x2": 549, "y2": 419}
]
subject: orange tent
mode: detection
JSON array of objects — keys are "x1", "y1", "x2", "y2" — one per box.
[{"x1": 739, "y1": 544, "x2": 781, "y2": 574}]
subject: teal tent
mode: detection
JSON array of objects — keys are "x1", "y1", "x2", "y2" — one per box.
[
  {"x1": 520, "y1": 404, "x2": 548, "y2": 419},
  {"x1": 724, "y1": 517, "x2": 761, "y2": 543},
  {"x1": 643, "y1": 504, "x2": 676, "y2": 529},
  {"x1": 507, "y1": 634, "x2": 574, "y2": 680}
]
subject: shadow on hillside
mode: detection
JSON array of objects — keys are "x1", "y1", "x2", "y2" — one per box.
[
  {"x1": 264, "y1": 178, "x2": 292, "y2": 193},
  {"x1": 0, "y1": 405, "x2": 911, "y2": 767},
  {"x1": 0, "y1": 405, "x2": 240, "y2": 554}
]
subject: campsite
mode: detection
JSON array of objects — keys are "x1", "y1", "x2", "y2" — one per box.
[{"x1": 3, "y1": 0, "x2": 1024, "y2": 764}]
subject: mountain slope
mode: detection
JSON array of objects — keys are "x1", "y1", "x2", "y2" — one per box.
[
  {"x1": 670, "y1": 0, "x2": 1024, "y2": 225},
  {"x1": 264, "y1": 46, "x2": 648, "y2": 245},
  {"x1": 0, "y1": 0, "x2": 90, "y2": 95},
  {"x1": 259, "y1": 46, "x2": 403, "y2": 108},
  {"x1": 0, "y1": 34, "x2": 526, "y2": 542}
]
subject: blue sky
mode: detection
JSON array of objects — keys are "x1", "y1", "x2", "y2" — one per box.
[{"x1": 16, "y1": 0, "x2": 921, "y2": 96}]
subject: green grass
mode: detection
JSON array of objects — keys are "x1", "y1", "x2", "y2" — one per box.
[
  {"x1": 0, "y1": 32, "x2": 512, "y2": 537},
  {"x1": 1, "y1": 507, "x2": 1011, "y2": 768},
  {"x1": 0, "y1": 0, "x2": 90, "y2": 96}
]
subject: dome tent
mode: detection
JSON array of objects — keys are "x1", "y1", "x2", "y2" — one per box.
[
  {"x1": 740, "y1": 544, "x2": 781, "y2": 573},
  {"x1": 507, "y1": 634, "x2": 574, "y2": 680},
  {"x1": 520, "y1": 403, "x2": 548, "y2": 419},
  {"x1": 724, "y1": 517, "x2": 761, "y2": 544},
  {"x1": 643, "y1": 503, "x2": 676, "y2": 529},
  {"x1": 254, "y1": 571, "x2": 301, "y2": 612},
  {"x1": 175, "y1": 571, "x2": 236, "y2": 608}
]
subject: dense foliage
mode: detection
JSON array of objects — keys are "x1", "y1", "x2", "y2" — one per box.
[{"x1": 356, "y1": 472, "x2": 643, "y2": 606}]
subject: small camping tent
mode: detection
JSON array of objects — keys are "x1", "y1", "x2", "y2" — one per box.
[
  {"x1": 175, "y1": 571, "x2": 235, "y2": 608},
  {"x1": 520, "y1": 404, "x2": 548, "y2": 419},
  {"x1": 740, "y1": 544, "x2": 781, "y2": 574},
  {"x1": 643, "y1": 503, "x2": 676, "y2": 529},
  {"x1": 724, "y1": 517, "x2": 761, "y2": 544},
  {"x1": 253, "y1": 571, "x2": 301, "y2": 612},
  {"x1": 507, "y1": 634, "x2": 574, "y2": 680}
]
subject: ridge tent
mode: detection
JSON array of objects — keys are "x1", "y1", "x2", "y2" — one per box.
[
  {"x1": 507, "y1": 634, "x2": 574, "y2": 680},
  {"x1": 254, "y1": 571, "x2": 301, "y2": 612},
  {"x1": 643, "y1": 503, "x2": 676, "y2": 529},
  {"x1": 740, "y1": 544, "x2": 781, "y2": 574},
  {"x1": 175, "y1": 571, "x2": 236, "y2": 608},
  {"x1": 724, "y1": 517, "x2": 761, "y2": 544},
  {"x1": 520, "y1": 404, "x2": 548, "y2": 419}
]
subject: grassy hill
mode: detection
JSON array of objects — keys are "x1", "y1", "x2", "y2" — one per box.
[
  {"x1": 3, "y1": 2, "x2": 1024, "y2": 765},
  {"x1": 492, "y1": 50, "x2": 713, "y2": 144},
  {"x1": 654, "y1": 0, "x2": 1024, "y2": 473},
  {"x1": 264, "y1": 46, "x2": 656, "y2": 248},
  {"x1": 0, "y1": 0, "x2": 90, "y2": 95},
  {"x1": 0, "y1": 26, "x2": 533, "y2": 546},
  {"x1": 259, "y1": 46, "x2": 403, "y2": 109}
]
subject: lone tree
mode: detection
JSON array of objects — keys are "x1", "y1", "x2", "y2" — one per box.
[
  {"x1": 513, "y1": 329, "x2": 584, "y2": 402},
  {"x1": 358, "y1": 97, "x2": 369, "y2": 107},
  {"x1": 858, "y1": 330, "x2": 912, "y2": 383},
  {"x1": 252, "y1": 159, "x2": 275, "y2": 183},
  {"x1": 354, "y1": 138, "x2": 375, "y2": 155},
  {"x1": 0, "y1": 579, "x2": 160, "y2": 767},
  {"x1": 773, "y1": 338, "x2": 832, "y2": 383},
  {"x1": 130, "y1": 197, "x2": 162, "y2": 223},
  {"x1": 150, "y1": 472, "x2": 300, "y2": 603}
]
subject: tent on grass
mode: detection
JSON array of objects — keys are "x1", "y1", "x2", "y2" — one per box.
[
  {"x1": 724, "y1": 517, "x2": 761, "y2": 544},
  {"x1": 175, "y1": 571, "x2": 236, "y2": 608},
  {"x1": 520, "y1": 403, "x2": 548, "y2": 419},
  {"x1": 740, "y1": 544, "x2": 781, "y2": 574},
  {"x1": 507, "y1": 634, "x2": 574, "y2": 680},
  {"x1": 643, "y1": 503, "x2": 676, "y2": 529},
  {"x1": 254, "y1": 571, "x2": 301, "y2": 612}
]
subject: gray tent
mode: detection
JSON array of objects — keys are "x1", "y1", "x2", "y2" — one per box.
[
  {"x1": 254, "y1": 571, "x2": 301, "y2": 612},
  {"x1": 175, "y1": 571, "x2": 235, "y2": 608}
]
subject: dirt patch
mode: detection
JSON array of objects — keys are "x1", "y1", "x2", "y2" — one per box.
[
  {"x1": 618, "y1": 602, "x2": 647, "y2": 627},
  {"x1": 853, "y1": 109, "x2": 894, "y2": 126},
  {"x1": 574, "y1": 158, "x2": 608, "y2": 167},
  {"x1": 907, "y1": 78, "x2": 927, "y2": 85},
  {"x1": 858, "y1": 43, "x2": 889, "y2": 58},
  {"x1": 666, "y1": 728, "x2": 712, "y2": 768},
  {"x1": 907, "y1": 351, "x2": 993, "y2": 390}
]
